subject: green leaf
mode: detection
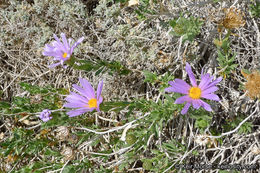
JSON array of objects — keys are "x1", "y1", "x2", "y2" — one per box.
[
  {"x1": 250, "y1": 2, "x2": 260, "y2": 17},
  {"x1": 40, "y1": 112, "x2": 71, "y2": 128},
  {"x1": 20, "y1": 82, "x2": 41, "y2": 94},
  {"x1": 12, "y1": 97, "x2": 30, "y2": 106},
  {"x1": 162, "y1": 139, "x2": 186, "y2": 154},
  {"x1": 0, "y1": 101, "x2": 11, "y2": 108},
  {"x1": 62, "y1": 165, "x2": 76, "y2": 173},
  {"x1": 74, "y1": 60, "x2": 130, "y2": 76},
  {"x1": 95, "y1": 67, "x2": 105, "y2": 76},
  {"x1": 44, "y1": 148, "x2": 60, "y2": 157},
  {"x1": 169, "y1": 19, "x2": 177, "y2": 28},
  {"x1": 66, "y1": 56, "x2": 77, "y2": 66},
  {"x1": 74, "y1": 61, "x2": 98, "y2": 71},
  {"x1": 242, "y1": 69, "x2": 251, "y2": 75},
  {"x1": 192, "y1": 150, "x2": 199, "y2": 156},
  {"x1": 170, "y1": 16, "x2": 203, "y2": 42},
  {"x1": 142, "y1": 159, "x2": 153, "y2": 170},
  {"x1": 195, "y1": 119, "x2": 209, "y2": 130},
  {"x1": 143, "y1": 70, "x2": 157, "y2": 83},
  {"x1": 100, "y1": 101, "x2": 130, "y2": 112}
]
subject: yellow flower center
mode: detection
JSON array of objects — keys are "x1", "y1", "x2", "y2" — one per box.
[
  {"x1": 62, "y1": 52, "x2": 67, "y2": 58},
  {"x1": 88, "y1": 98, "x2": 97, "y2": 108},
  {"x1": 189, "y1": 87, "x2": 201, "y2": 99}
]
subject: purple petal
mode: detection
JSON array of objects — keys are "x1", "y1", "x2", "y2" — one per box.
[
  {"x1": 49, "y1": 62, "x2": 61, "y2": 68},
  {"x1": 70, "y1": 37, "x2": 84, "y2": 54},
  {"x1": 72, "y1": 84, "x2": 91, "y2": 101},
  {"x1": 95, "y1": 95, "x2": 103, "y2": 112},
  {"x1": 96, "y1": 80, "x2": 103, "y2": 100},
  {"x1": 165, "y1": 87, "x2": 175, "y2": 93},
  {"x1": 175, "y1": 95, "x2": 191, "y2": 104},
  {"x1": 68, "y1": 38, "x2": 72, "y2": 46},
  {"x1": 200, "y1": 100, "x2": 212, "y2": 112},
  {"x1": 174, "y1": 79, "x2": 191, "y2": 89},
  {"x1": 186, "y1": 63, "x2": 197, "y2": 87},
  {"x1": 165, "y1": 86, "x2": 189, "y2": 94},
  {"x1": 200, "y1": 67, "x2": 205, "y2": 77},
  {"x1": 205, "y1": 77, "x2": 222, "y2": 89},
  {"x1": 62, "y1": 65, "x2": 68, "y2": 69},
  {"x1": 66, "y1": 108, "x2": 91, "y2": 117},
  {"x1": 63, "y1": 102, "x2": 86, "y2": 108},
  {"x1": 198, "y1": 73, "x2": 211, "y2": 90},
  {"x1": 53, "y1": 34, "x2": 66, "y2": 52},
  {"x1": 165, "y1": 80, "x2": 190, "y2": 94},
  {"x1": 65, "y1": 99, "x2": 86, "y2": 106},
  {"x1": 61, "y1": 33, "x2": 69, "y2": 52},
  {"x1": 191, "y1": 99, "x2": 201, "y2": 109},
  {"x1": 43, "y1": 51, "x2": 61, "y2": 57},
  {"x1": 65, "y1": 92, "x2": 89, "y2": 103},
  {"x1": 201, "y1": 86, "x2": 219, "y2": 95},
  {"x1": 168, "y1": 81, "x2": 175, "y2": 86},
  {"x1": 79, "y1": 78, "x2": 95, "y2": 99},
  {"x1": 52, "y1": 41, "x2": 66, "y2": 54},
  {"x1": 42, "y1": 117, "x2": 52, "y2": 122},
  {"x1": 52, "y1": 57, "x2": 60, "y2": 61},
  {"x1": 95, "y1": 105, "x2": 100, "y2": 112},
  {"x1": 60, "y1": 59, "x2": 66, "y2": 66},
  {"x1": 98, "y1": 96, "x2": 103, "y2": 104},
  {"x1": 43, "y1": 44, "x2": 55, "y2": 52},
  {"x1": 201, "y1": 93, "x2": 220, "y2": 101},
  {"x1": 39, "y1": 109, "x2": 52, "y2": 122},
  {"x1": 43, "y1": 44, "x2": 64, "y2": 58},
  {"x1": 181, "y1": 103, "x2": 191, "y2": 114},
  {"x1": 171, "y1": 80, "x2": 190, "y2": 92}
]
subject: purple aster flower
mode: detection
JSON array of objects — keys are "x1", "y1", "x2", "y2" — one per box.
[
  {"x1": 39, "y1": 109, "x2": 52, "y2": 122},
  {"x1": 165, "y1": 63, "x2": 222, "y2": 114},
  {"x1": 43, "y1": 33, "x2": 84, "y2": 68},
  {"x1": 63, "y1": 78, "x2": 103, "y2": 117}
]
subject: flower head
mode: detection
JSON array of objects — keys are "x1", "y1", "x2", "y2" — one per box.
[
  {"x1": 165, "y1": 63, "x2": 222, "y2": 114},
  {"x1": 241, "y1": 70, "x2": 260, "y2": 99},
  {"x1": 194, "y1": 134, "x2": 210, "y2": 146},
  {"x1": 219, "y1": 7, "x2": 245, "y2": 30},
  {"x1": 64, "y1": 78, "x2": 103, "y2": 117},
  {"x1": 43, "y1": 33, "x2": 84, "y2": 68},
  {"x1": 56, "y1": 126, "x2": 70, "y2": 141},
  {"x1": 39, "y1": 109, "x2": 52, "y2": 122},
  {"x1": 251, "y1": 145, "x2": 260, "y2": 155}
]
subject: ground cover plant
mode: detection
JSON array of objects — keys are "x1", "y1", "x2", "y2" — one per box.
[{"x1": 0, "y1": 0, "x2": 260, "y2": 172}]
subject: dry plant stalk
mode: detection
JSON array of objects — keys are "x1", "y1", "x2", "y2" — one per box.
[
  {"x1": 56, "y1": 126, "x2": 70, "y2": 141},
  {"x1": 241, "y1": 70, "x2": 260, "y2": 99},
  {"x1": 61, "y1": 147, "x2": 75, "y2": 161},
  {"x1": 218, "y1": 7, "x2": 245, "y2": 31},
  {"x1": 194, "y1": 134, "x2": 210, "y2": 146}
]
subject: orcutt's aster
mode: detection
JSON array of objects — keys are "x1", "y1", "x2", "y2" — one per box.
[
  {"x1": 165, "y1": 63, "x2": 222, "y2": 114},
  {"x1": 64, "y1": 78, "x2": 103, "y2": 117},
  {"x1": 39, "y1": 109, "x2": 52, "y2": 122},
  {"x1": 43, "y1": 33, "x2": 84, "y2": 68}
]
